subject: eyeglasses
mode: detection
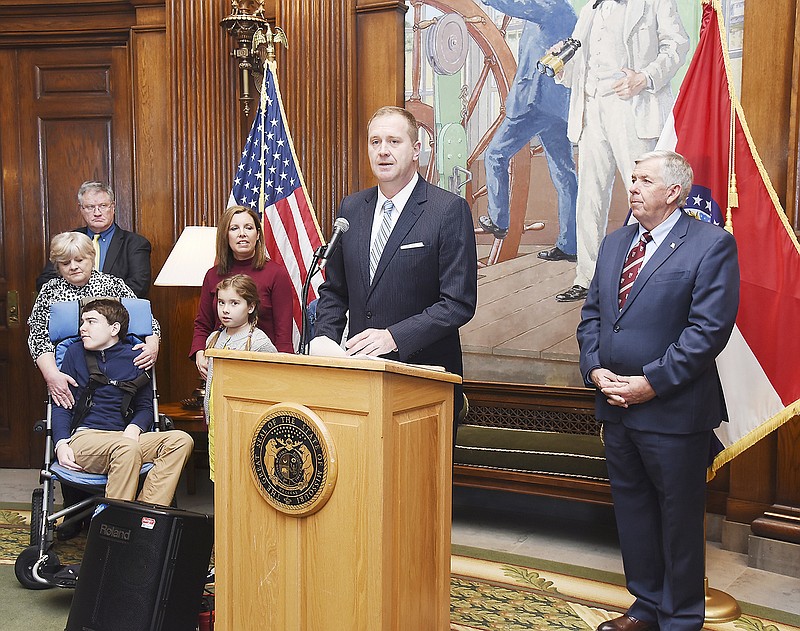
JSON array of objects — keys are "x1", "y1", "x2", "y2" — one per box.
[{"x1": 81, "y1": 202, "x2": 113, "y2": 212}]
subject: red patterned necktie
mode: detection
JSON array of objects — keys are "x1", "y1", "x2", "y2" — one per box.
[{"x1": 618, "y1": 231, "x2": 652, "y2": 308}]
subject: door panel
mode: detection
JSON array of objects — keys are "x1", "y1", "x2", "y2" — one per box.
[
  {"x1": 0, "y1": 45, "x2": 132, "y2": 467},
  {"x1": 0, "y1": 50, "x2": 33, "y2": 468},
  {"x1": 40, "y1": 118, "x2": 113, "y2": 235}
]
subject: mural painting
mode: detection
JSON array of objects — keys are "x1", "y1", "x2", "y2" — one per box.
[{"x1": 404, "y1": 0, "x2": 740, "y2": 386}]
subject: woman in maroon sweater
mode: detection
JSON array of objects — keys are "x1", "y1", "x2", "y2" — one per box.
[{"x1": 191, "y1": 205, "x2": 294, "y2": 376}]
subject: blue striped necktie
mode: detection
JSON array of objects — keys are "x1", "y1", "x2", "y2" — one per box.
[{"x1": 370, "y1": 200, "x2": 394, "y2": 283}]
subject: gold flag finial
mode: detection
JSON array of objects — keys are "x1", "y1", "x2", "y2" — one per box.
[{"x1": 264, "y1": 25, "x2": 289, "y2": 63}]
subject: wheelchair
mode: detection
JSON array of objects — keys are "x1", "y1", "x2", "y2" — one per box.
[{"x1": 15, "y1": 297, "x2": 167, "y2": 590}]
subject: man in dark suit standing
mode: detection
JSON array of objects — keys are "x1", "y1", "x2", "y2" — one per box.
[
  {"x1": 36, "y1": 181, "x2": 152, "y2": 298},
  {"x1": 313, "y1": 106, "x2": 478, "y2": 424},
  {"x1": 578, "y1": 150, "x2": 739, "y2": 631}
]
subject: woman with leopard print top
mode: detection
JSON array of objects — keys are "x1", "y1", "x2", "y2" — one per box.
[{"x1": 28, "y1": 231, "x2": 161, "y2": 409}]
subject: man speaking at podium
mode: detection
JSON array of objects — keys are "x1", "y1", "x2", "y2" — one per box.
[{"x1": 313, "y1": 106, "x2": 478, "y2": 428}]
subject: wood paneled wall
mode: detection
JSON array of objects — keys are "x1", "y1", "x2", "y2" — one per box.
[
  {"x1": 787, "y1": 2, "x2": 800, "y2": 228},
  {"x1": 353, "y1": 1, "x2": 408, "y2": 189},
  {"x1": 153, "y1": 1, "x2": 242, "y2": 402},
  {"x1": 741, "y1": 0, "x2": 797, "y2": 224},
  {"x1": 274, "y1": 1, "x2": 358, "y2": 235},
  {"x1": 169, "y1": 0, "x2": 239, "y2": 232},
  {"x1": 0, "y1": 1, "x2": 139, "y2": 466},
  {"x1": 0, "y1": 0, "x2": 798, "y2": 542},
  {"x1": 266, "y1": 0, "x2": 407, "y2": 234}
]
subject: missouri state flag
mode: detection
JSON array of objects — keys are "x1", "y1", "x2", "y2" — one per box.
[
  {"x1": 230, "y1": 60, "x2": 324, "y2": 348},
  {"x1": 657, "y1": 0, "x2": 800, "y2": 477}
]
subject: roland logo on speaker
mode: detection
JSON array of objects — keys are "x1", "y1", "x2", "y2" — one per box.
[{"x1": 98, "y1": 523, "x2": 131, "y2": 541}]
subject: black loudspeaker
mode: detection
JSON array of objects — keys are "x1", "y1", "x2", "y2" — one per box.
[{"x1": 66, "y1": 498, "x2": 214, "y2": 631}]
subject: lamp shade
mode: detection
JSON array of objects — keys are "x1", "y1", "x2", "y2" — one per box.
[{"x1": 154, "y1": 226, "x2": 218, "y2": 287}]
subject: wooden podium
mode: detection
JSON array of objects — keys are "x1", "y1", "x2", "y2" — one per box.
[{"x1": 206, "y1": 350, "x2": 459, "y2": 631}]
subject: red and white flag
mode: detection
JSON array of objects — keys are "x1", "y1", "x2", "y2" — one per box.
[
  {"x1": 229, "y1": 61, "x2": 324, "y2": 348},
  {"x1": 657, "y1": 0, "x2": 800, "y2": 477}
]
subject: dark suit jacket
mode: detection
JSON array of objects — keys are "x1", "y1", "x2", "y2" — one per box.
[
  {"x1": 577, "y1": 211, "x2": 740, "y2": 433},
  {"x1": 36, "y1": 224, "x2": 152, "y2": 298},
  {"x1": 314, "y1": 177, "x2": 478, "y2": 377}
]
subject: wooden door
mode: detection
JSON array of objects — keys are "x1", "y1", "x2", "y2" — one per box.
[{"x1": 0, "y1": 45, "x2": 132, "y2": 467}]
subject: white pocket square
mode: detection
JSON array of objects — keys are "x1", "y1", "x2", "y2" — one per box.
[{"x1": 400, "y1": 242, "x2": 425, "y2": 250}]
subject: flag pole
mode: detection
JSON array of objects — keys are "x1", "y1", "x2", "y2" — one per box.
[
  {"x1": 262, "y1": 25, "x2": 325, "y2": 355},
  {"x1": 686, "y1": 2, "x2": 741, "y2": 623},
  {"x1": 704, "y1": 514, "x2": 741, "y2": 622},
  {"x1": 724, "y1": 9, "x2": 737, "y2": 236},
  {"x1": 229, "y1": 22, "x2": 325, "y2": 350},
  {"x1": 705, "y1": 582, "x2": 742, "y2": 623},
  {"x1": 258, "y1": 23, "x2": 325, "y2": 354}
]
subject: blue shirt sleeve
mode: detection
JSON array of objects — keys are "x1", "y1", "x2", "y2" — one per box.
[{"x1": 51, "y1": 343, "x2": 88, "y2": 445}]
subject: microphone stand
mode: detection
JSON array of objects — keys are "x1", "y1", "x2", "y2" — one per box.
[{"x1": 299, "y1": 245, "x2": 325, "y2": 355}]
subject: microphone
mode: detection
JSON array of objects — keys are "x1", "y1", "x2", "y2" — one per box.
[{"x1": 319, "y1": 217, "x2": 350, "y2": 269}]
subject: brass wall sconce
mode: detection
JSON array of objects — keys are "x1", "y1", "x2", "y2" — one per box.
[{"x1": 220, "y1": 1, "x2": 287, "y2": 115}]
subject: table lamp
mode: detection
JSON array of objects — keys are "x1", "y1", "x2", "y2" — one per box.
[{"x1": 155, "y1": 226, "x2": 218, "y2": 408}]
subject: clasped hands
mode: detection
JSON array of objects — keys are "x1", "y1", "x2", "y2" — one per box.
[{"x1": 589, "y1": 368, "x2": 655, "y2": 408}]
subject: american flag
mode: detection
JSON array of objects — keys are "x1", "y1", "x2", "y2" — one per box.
[{"x1": 229, "y1": 60, "x2": 324, "y2": 348}]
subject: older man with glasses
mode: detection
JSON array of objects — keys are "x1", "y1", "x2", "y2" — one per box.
[{"x1": 36, "y1": 181, "x2": 152, "y2": 298}]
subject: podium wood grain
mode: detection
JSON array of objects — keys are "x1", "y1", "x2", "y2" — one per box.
[{"x1": 207, "y1": 350, "x2": 458, "y2": 631}]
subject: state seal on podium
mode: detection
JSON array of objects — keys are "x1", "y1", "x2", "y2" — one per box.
[{"x1": 250, "y1": 402, "x2": 338, "y2": 516}]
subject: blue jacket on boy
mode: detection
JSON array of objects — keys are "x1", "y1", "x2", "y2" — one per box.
[{"x1": 52, "y1": 339, "x2": 153, "y2": 447}]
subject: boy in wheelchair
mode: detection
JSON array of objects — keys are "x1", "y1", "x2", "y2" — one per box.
[{"x1": 52, "y1": 299, "x2": 193, "y2": 506}]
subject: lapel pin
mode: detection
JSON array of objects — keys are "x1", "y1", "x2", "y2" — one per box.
[{"x1": 670, "y1": 242, "x2": 676, "y2": 249}]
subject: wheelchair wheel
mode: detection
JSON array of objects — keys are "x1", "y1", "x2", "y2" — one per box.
[
  {"x1": 15, "y1": 545, "x2": 58, "y2": 590},
  {"x1": 29, "y1": 487, "x2": 44, "y2": 547}
]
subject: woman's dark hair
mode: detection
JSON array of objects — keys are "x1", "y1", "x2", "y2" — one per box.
[{"x1": 215, "y1": 206, "x2": 268, "y2": 275}]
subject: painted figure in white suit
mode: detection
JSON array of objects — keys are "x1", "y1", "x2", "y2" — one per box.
[{"x1": 555, "y1": 0, "x2": 689, "y2": 302}]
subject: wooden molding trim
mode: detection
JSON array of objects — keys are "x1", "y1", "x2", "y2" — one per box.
[
  {"x1": 355, "y1": 0, "x2": 408, "y2": 14},
  {"x1": 453, "y1": 464, "x2": 613, "y2": 506},
  {"x1": 130, "y1": 24, "x2": 165, "y2": 34},
  {"x1": 464, "y1": 380, "x2": 595, "y2": 410},
  {"x1": 0, "y1": 1, "x2": 136, "y2": 47},
  {"x1": 751, "y1": 505, "x2": 800, "y2": 544}
]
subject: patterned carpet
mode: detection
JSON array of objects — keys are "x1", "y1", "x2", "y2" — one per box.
[
  {"x1": 0, "y1": 506, "x2": 85, "y2": 567},
  {"x1": 449, "y1": 549, "x2": 799, "y2": 631},
  {"x1": 2, "y1": 507, "x2": 797, "y2": 631}
]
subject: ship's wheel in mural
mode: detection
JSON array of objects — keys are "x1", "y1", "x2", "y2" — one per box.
[{"x1": 406, "y1": 0, "x2": 545, "y2": 265}]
